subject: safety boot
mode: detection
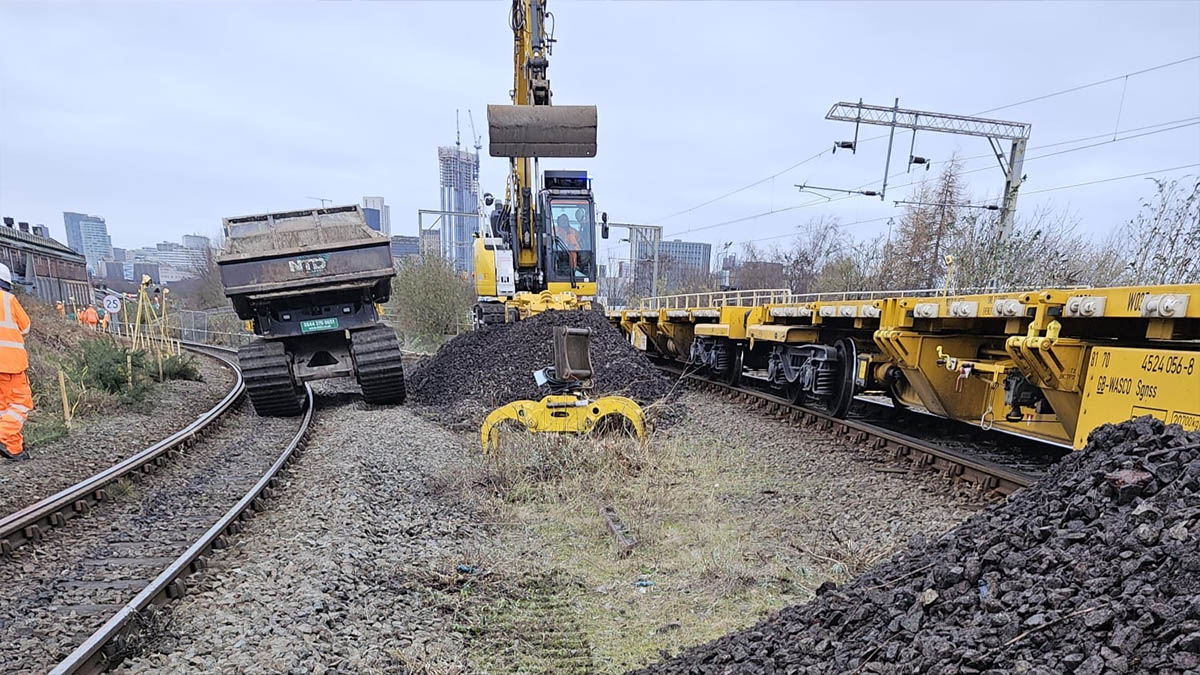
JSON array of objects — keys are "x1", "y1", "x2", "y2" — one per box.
[{"x1": 0, "y1": 441, "x2": 23, "y2": 461}]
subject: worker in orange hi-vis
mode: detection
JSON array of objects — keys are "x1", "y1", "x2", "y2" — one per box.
[
  {"x1": 83, "y1": 305, "x2": 99, "y2": 330},
  {"x1": 0, "y1": 264, "x2": 33, "y2": 460},
  {"x1": 55, "y1": 300, "x2": 65, "y2": 317}
]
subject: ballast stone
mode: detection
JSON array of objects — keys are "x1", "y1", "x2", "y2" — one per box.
[
  {"x1": 631, "y1": 416, "x2": 1200, "y2": 675},
  {"x1": 408, "y1": 310, "x2": 673, "y2": 411}
]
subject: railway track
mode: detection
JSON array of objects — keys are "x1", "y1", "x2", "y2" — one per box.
[
  {"x1": 655, "y1": 361, "x2": 1044, "y2": 496},
  {"x1": 0, "y1": 344, "x2": 314, "y2": 674},
  {"x1": 0, "y1": 344, "x2": 243, "y2": 555}
]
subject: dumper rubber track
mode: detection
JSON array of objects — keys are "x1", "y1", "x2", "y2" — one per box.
[
  {"x1": 351, "y1": 324, "x2": 407, "y2": 405},
  {"x1": 238, "y1": 339, "x2": 305, "y2": 417}
]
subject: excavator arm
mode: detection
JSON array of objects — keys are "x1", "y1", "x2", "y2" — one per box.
[{"x1": 487, "y1": 0, "x2": 597, "y2": 270}]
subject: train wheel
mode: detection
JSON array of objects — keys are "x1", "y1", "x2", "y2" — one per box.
[
  {"x1": 726, "y1": 347, "x2": 744, "y2": 386},
  {"x1": 826, "y1": 338, "x2": 857, "y2": 418}
]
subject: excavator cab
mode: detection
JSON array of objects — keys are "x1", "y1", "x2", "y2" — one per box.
[{"x1": 540, "y1": 171, "x2": 597, "y2": 288}]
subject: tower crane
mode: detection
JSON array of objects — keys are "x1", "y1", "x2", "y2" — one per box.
[{"x1": 468, "y1": 109, "x2": 483, "y2": 155}]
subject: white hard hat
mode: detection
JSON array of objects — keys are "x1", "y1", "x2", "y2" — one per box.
[{"x1": 0, "y1": 263, "x2": 11, "y2": 287}]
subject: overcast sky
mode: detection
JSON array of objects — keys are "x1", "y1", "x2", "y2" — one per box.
[{"x1": 1, "y1": 1, "x2": 1198, "y2": 267}]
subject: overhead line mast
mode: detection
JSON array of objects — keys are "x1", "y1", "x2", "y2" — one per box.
[{"x1": 807, "y1": 100, "x2": 1031, "y2": 238}]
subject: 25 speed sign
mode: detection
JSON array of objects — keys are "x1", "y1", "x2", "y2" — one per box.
[{"x1": 103, "y1": 295, "x2": 122, "y2": 315}]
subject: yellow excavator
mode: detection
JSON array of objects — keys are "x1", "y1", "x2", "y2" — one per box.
[
  {"x1": 475, "y1": 2, "x2": 645, "y2": 451},
  {"x1": 473, "y1": 0, "x2": 609, "y2": 328}
]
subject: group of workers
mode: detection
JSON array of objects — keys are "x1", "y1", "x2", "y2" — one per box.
[{"x1": 56, "y1": 300, "x2": 109, "y2": 331}]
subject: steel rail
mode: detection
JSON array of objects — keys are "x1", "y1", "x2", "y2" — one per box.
[
  {"x1": 0, "y1": 344, "x2": 245, "y2": 554},
  {"x1": 50, "y1": 351, "x2": 316, "y2": 674},
  {"x1": 657, "y1": 362, "x2": 1036, "y2": 495}
]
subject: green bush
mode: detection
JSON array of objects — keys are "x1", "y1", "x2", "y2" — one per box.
[
  {"x1": 73, "y1": 338, "x2": 147, "y2": 397},
  {"x1": 387, "y1": 255, "x2": 474, "y2": 350}
]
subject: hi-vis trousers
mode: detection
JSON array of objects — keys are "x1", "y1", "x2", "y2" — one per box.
[{"x1": 0, "y1": 372, "x2": 33, "y2": 457}]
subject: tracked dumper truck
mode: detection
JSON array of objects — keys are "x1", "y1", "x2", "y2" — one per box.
[{"x1": 218, "y1": 205, "x2": 406, "y2": 416}]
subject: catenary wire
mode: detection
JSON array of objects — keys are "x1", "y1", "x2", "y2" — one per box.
[
  {"x1": 649, "y1": 55, "x2": 1200, "y2": 225},
  {"x1": 658, "y1": 119, "x2": 1200, "y2": 239}
]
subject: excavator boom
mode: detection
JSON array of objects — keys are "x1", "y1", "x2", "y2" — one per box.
[{"x1": 473, "y1": 0, "x2": 605, "y2": 329}]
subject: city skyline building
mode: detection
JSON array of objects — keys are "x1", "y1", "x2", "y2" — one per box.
[
  {"x1": 83, "y1": 233, "x2": 215, "y2": 282},
  {"x1": 363, "y1": 207, "x2": 382, "y2": 233},
  {"x1": 390, "y1": 235, "x2": 420, "y2": 260},
  {"x1": 633, "y1": 238, "x2": 711, "y2": 294},
  {"x1": 182, "y1": 234, "x2": 210, "y2": 250},
  {"x1": 103, "y1": 261, "x2": 126, "y2": 281},
  {"x1": 132, "y1": 241, "x2": 205, "y2": 267},
  {"x1": 437, "y1": 146, "x2": 479, "y2": 273},
  {"x1": 420, "y1": 228, "x2": 441, "y2": 258},
  {"x1": 362, "y1": 196, "x2": 391, "y2": 235},
  {"x1": 62, "y1": 211, "x2": 113, "y2": 275},
  {"x1": 132, "y1": 261, "x2": 161, "y2": 284}
]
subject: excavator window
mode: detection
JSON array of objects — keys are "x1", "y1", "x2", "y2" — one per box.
[{"x1": 548, "y1": 199, "x2": 595, "y2": 281}]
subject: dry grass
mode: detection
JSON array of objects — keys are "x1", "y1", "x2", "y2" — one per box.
[
  {"x1": 416, "y1": 393, "x2": 979, "y2": 674},
  {"x1": 430, "y1": 415, "x2": 871, "y2": 672},
  {"x1": 390, "y1": 643, "x2": 472, "y2": 675},
  {"x1": 107, "y1": 477, "x2": 139, "y2": 500}
]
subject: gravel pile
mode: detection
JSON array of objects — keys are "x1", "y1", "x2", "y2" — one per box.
[
  {"x1": 0, "y1": 353, "x2": 236, "y2": 516},
  {"x1": 407, "y1": 310, "x2": 674, "y2": 422},
  {"x1": 633, "y1": 416, "x2": 1200, "y2": 675},
  {"x1": 118, "y1": 380, "x2": 489, "y2": 674},
  {"x1": 0, "y1": 405, "x2": 297, "y2": 673}
]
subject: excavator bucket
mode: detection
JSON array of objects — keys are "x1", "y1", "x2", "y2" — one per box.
[
  {"x1": 553, "y1": 326, "x2": 594, "y2": 381},
  {"x1": 487, "y1": 104, "x2": 598, "y2": 158}
]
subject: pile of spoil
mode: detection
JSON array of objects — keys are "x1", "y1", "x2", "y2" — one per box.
[
  {"x1": 408, "y1": 310, "x2": 674, "y2": 413},
  {"x1": 634, "y1": 416, "x2": 1200, "y2": 675}
]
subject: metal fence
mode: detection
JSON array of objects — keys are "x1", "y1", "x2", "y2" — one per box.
[
  {"x1": 173, "y1": 308, "x2": 255, "y2": 347},
  {"x1": 638, "y1": 289, "x2": 793, "y2": 310},
  {"x1": 636, "y1": 284, "x2": 1094, "y2": 310}
]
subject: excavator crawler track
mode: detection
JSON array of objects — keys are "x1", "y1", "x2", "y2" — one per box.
[
  {"x1": 351, "y1": 324, "x2": 407, "y2": 405},
  {"x1": 475, "y1": 303, "x2": 508, "y2": 329},
  {"x1": 238, "y1": 339, "x2": 304, "y2": 417}
]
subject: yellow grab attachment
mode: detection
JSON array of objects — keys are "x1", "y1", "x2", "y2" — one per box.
[
  {"x1": 506, "y1": 290, "x2": 589, "y2": 321},
  {"x1": 487, "y1": 104, "x2": 598, "y2": 158},
  {"x1": 480, "y1": 393, "x2": 646, "y2": 453}
]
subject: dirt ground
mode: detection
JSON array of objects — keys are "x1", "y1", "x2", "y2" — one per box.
[{"x1": 414, "y1": 389, "x2": 989, "y2": 674}]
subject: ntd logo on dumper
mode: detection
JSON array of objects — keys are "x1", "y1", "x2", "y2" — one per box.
[{"x1": 288, "y1": 254, "x2": 330, "y2": 275}]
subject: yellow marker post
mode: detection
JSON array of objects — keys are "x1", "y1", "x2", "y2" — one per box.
[{"x1": 57, "y1": 369, "x2": 72, "y2": 429}]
